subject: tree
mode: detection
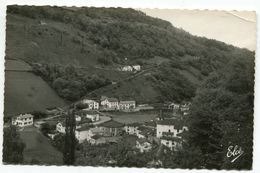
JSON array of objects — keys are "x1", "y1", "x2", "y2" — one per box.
[
  {"x1": 63, "y1": 108, "x2": 76, "y2": 165},
  {"x1": 41, "y1": 123, "x2": 51, "y2": 136},
  {"x1": 187, "y1": 54, "x2": 254, "y2": 169},
  {"x1": 3, "y1": 126, "x2": 26, "y2": 164}
]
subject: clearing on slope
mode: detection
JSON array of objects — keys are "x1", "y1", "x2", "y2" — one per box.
[{"x1": 4, "y1": 59, "x2": 68, "y2": 117}]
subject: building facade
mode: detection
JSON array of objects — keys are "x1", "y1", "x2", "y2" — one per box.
[
  {"x1": 12, "y1": 114, "x2": 34, "y2": 127},
  {"x1": 82, "y1": 99, "x2": 99, "y2": 110},
  {"x1": 100, "y1": 96, "x2": 119, "y2": 110},
  {"x1": 99, "y1": 120, "x2": 124, "y2": 136},
  {"x1": 119, "y1": 100, "x2": 136, "y2": 110},
  {"x1": 156, "y1": 119, "x2": 188, "y2": 150}
]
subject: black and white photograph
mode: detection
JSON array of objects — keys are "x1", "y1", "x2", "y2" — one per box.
[{"x1": 1, "y1": 2, "x2": 257, "y2": 171}]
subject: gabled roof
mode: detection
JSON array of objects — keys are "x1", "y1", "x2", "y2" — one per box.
[
  {"x1": 101, "y1": 96, "x2": 118, "y2": 102},
  {"x1": 99, "y1": 120, "x2": 124, "y2": 128},
  {"x1": 91, "y1": 134, "x2": 101, "y2": 140},
  {"x1": 100, "y1": 96, "x2": 108, "y2": 101},
  {"x1": 144, "y1": 121, "x2": 157, "y2": 128},
  {"x1": 138, "y1": 126, "x2": 155, "y2": 136},
  {"x1": 161, "y1": 136, "x2": 182, "y2": 142},
  {"x1": 119, "y1": 100, "x2": 136, "y2": 104},
  {"x1": 107, "y1": 98, "x2": 118, "y2": 102},
  {"x1": 125, "y1": 122, "x2": 141, "y2": 127},
  {"x1": 17, "y1": 114, "x2": 33, "y2": 119},
  {"x1": 76, "y1": 125, "x2": 91, "y2": 132},
  {"x1": 157, "y1": 119, "x2": 186, "y2": 130},
  {"x1": 136, "y1": 138, "x2": 150, "y2": 144},
  {"x1": 82, "y1": 99, "x2": 98, "y2": 104},
  {"x1": 90, "y1": 127, "x2": 103, "y2": 133}
]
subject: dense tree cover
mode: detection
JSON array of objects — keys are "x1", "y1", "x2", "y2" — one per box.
[
  {"x1": 187, "y1": 52, "x2": 254, "y2": 169},
  {"x1": 7, "y1": 6, "x2": 254, "y2": 103},
  {"x1": 8, "y1": 5, "x2": 240, "y2": 72},
  {"x1": 52, "y1": 133, "x2": 65, "y2": 152},
  {"x1": 29, "y1": 111, "x2": 48, "y2": 119},
  {"x1": 31, "y1": 63, "x2": 111, "y2": 101},
  {"x1": 75, "y1": 136, "x2": 158, "y2": 167},
  {"x1": 147, "y1": 62, "x2": 196, "y2": 102},
  {"x1": 3, "y1": 126, "x2": 26, "y2": 164}
]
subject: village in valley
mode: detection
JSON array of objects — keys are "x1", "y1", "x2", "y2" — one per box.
[
  {"x1": 4, "y1": 5, "x2": 255, "y2": 170},
  {"x1": 10, "y1": 86, "x2": 192, "y2": 166}
]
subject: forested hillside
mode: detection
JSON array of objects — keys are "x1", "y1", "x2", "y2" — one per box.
[
  {"x1": 6, "y1": 5, "x2": 254, "y2": 103},
  {"x1": 5, "y1": 6, "x2": 255, "y2": 169},
  {"x1": 187, "y1": 54, "x2": 254, "y2": 169}
]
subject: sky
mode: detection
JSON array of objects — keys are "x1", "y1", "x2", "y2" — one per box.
[{"x1": 140, "y1": 9, "x2": 256, "y2": 51}]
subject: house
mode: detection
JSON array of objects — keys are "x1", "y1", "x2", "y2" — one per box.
[
  {"x1": 156, "y1": 119, "x2": 188, "y2": 138},
  {"x1": 119, "y1": 100, "x2": 136, "y2": 110},
  {"x1": 39, "y1": 20, "x2": 47, "y2": 25},
  {"x1": 56, "y1": 121, "x2": 66, "y2": 133},
  {"x1": 160, "y1": 136, "x2": 183, "y2": 151},
  {"x1": 86, "y1": 112, "x2": 100, "y2": 122},
  {"x1": 56, "y1": 120, "x2": 82, "y2": 134},
  {"x1": 76, "y1": 127, "x2": 104, "y2": 144},
  {"x1": 137, "y1": 126, "x2": 155, "y2": 139},
  {"x1": 100, "y1": 96, "x2": 119, "y2": 110},
  {"x1": 99, "y1": 120, "x2": 124, "y2": 136},
  {"x1": 135, "y1": 104, "x2": 154, "y2": 111},
  {"x1": 75, "y1": 115, "x2": 82, "y2": 122},
  {"x1": 47, "y1": 132, "x2": 58, "y2": 140},
  {"x1": 89, "y1": 136, "x2": 120, "y2": 145},
  {"x1": 132, "y1": 65, "x2": 141, "y2": 71},
  {"x1": 81, "y1": 99, "x2": 99, "y2": 110},
  {"x1": 136, "y1": 138, "x2": 152, "y2": 153},
  {"x1": 147, "y1": 160, "x2": 163, "y2": 168},
  {"x1": 124, "y1": 123, "x2": 141, "y2": 135},
  {"x1": 124, "y1": 123, "x2": 155, "y2": 140},
  {"x1": 75, "y1": 125, "x2": 92, "y2": 143},
  {"x1": 122, "y1": 66, "x2": 133, "y2": 71},
  {"x1": 156, "y1": 119, "x2": 188, "y2": 150},
  {"x1": 180, "y1": 102, "x2": 192, "y2": 112},
  {"x1": 168, "y1": 102, "x2": 180, "y2": 110},
  {"x1": 12, "y1": 114, "x2": 34, "y2": 127}
]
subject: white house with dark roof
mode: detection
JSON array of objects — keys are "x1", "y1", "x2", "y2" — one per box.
[
  {"x1": 12, "y1": 114, "x2": 34, "y2": 127},
  {"x1": 124, "y1": 123, "x2": 141, "y2": 135},
  {"x1": 121, "y1": 66, "x2": 133, "y2": 72},
  {"x1": 86, "y1": 112, "x2": 100, "y2": 122},
  {"x1": 132, "y1": 65, "x2": 141, "y2": 71},
  {"x1": 156, "y1": 119, "x2": 188, "y2": 150},
  {"x1": 75, "y1": 125, "x2": 91, "y2": 143},
  {"x1": 56, "y1": 121, "x2": 66, "y2": 133},
  {"x1": 156, "y1": 119, "x2": 188, "y2": 138},
  {"x1": 136, "y1": 138, "x2": 152, "y2": 153},
  {"x1": 168, "y1": 102, "x2": 180, "y2": 110},
  {"x1": 119, "y1": 100, "x2": 136, "y2": 110},
  {"x1": 82, "y1": 99, "x2": 99, "y2": 110},
  {"x1": 100, "y1": 96, "x2": 119, "y2": 110}
]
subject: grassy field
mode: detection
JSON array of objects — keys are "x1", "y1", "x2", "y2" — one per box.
[
  {"x1": 108, "y1": 111, "x2": 158, "y2": 124},
  {"x1": 4, "y1": 59, "x2": 68, "y2": 117},
  {"x1": 19, "y1": 126, "x2": 63, "y2": 165}
]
